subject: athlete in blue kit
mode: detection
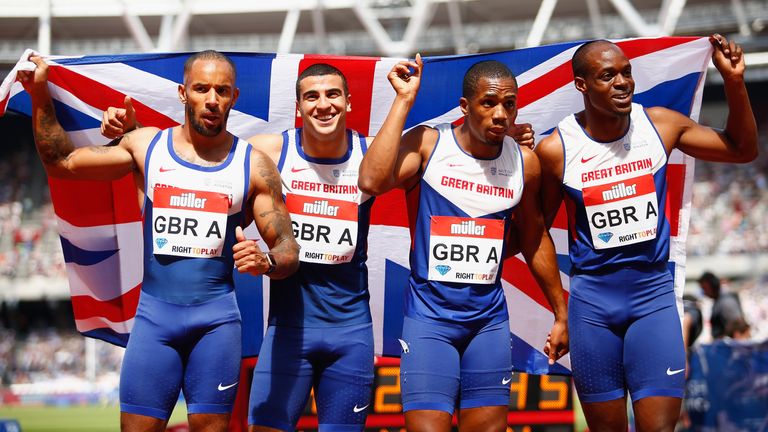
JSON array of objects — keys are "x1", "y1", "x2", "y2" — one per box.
[
  {"x1": 534, "y1": 34, "x2": 757, "y2": 431},
  {"x1": 358, "y1": 57, "x2": 568, "y2": 432},
  {"x1": 105, "y1": 63, "x2": 375, "y2": 432},
  {"x1": 22, "y1": 51, "x2": 299, "y2": 432},
  {"x1": 240, "y1": 64, "x2": 376, "y2": 432}
]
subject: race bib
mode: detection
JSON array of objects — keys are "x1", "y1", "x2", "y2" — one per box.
[
  {"x1": 427, "y1": 216, "x2": 505, "y2": 284},
  {"x1": 286, "y1": 194, "x2": 359, "y2": 264},
  {"x1": 583, "y1": 174, "x2": 658, "y2": 249},
  {"x1": 152, "y1": 187, "x2": 230, "y2": 258}
]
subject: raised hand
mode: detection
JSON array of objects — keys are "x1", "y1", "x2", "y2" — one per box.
[
  {"x1": 101, "y1": 96, "x2": 137, "y2": 139},
  {"x1": 387, "y1": 53, "x2": 423, "y2": 103},
  {"x1": 710, "y1": 33, "x2": 745, "y2": 82},
  {"x1": 16, "y1": 56, "x2": 49, "y2": 96},
  {"x1": 509, "y1": 122, "x2": 535, "y2": 149}
]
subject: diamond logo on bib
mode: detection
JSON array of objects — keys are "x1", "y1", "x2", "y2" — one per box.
[
  {"x1": 597, "y1": 232, "x2": 613, "y2": 243},
  {"x1": 155, "y1": 238, "x2": 168, "y2": 249},
  {"x1": 435, "y1": 265, "x2": 451, "y2": 275}
]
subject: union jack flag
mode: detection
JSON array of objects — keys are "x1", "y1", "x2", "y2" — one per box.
[{"x1": 0, "y1": 36, "x2": 711, "y2": 375}]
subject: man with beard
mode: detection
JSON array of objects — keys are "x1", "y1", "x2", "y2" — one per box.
[
  {"x1": 19, "y1": 50, "x2": 300, "y2": 432},
  {"x1": 534, "y1": 35, "x2": 757, "y2": 431},
  {"x1": 358, "y1": 58, "x2": 569, "y2": 432},
  {"x1": 104, "y1": 63, "x2": 377, "y2": 432}
]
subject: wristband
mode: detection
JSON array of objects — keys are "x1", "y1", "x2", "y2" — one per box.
[{"x1": 264, "y1": 252, "x2": 277, "y2": 274}]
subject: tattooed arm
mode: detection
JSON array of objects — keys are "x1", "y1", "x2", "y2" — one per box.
[
  {"x1": 233, "y1": 148, "x2": 299, "y2": 279},
  {"x1": 18, "y1": 56, "x2": 154, "y2": 180}
]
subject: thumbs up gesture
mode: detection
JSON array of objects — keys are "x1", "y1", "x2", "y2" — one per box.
[
  {"x1": 232, "y1": 226, "x2": 271, "y2": 276},
  {"x1": 101, "y1": 95, "x2": 138, "y2": 139}
]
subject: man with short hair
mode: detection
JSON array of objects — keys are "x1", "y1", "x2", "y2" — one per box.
[
  {"x1": 358, "y1": 56, "x2": 569, "y2": 432},
  {"x1": 534, "y1": 34, "x2": 757, "y2": 431},
  {"x1": 21, "y1": 50, "x2": 300, "y2": 432},
  {"x1": 698, "y1": 271, "x2": 744, "y2": 340},
  {"x1": 104, "y1": 62, "x2": 377, "y2": 432}
]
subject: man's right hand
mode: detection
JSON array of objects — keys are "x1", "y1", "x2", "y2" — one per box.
[
  {"x1": 16, "y1": 56, "x2": 49, "y2": 96},
  {"x1": 101, "y1": 96, "x2": 137, "y2": 139}
]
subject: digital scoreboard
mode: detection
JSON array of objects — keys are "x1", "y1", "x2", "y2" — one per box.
[{"x1": 293, "y1": 357, "x2": 573, "y2": 431}]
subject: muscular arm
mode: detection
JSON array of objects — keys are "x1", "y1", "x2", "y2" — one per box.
[
  {"x1": 22, "y1": 57, "x2": 143, "y2": 180},
  {"x1": 534, "y1": 132, "x2": 565, "y2": 229},
  {"x1": 514, "y1": 148, "x2": 568, "y2": 364},
  {"x1": 358, "y1": 56, "x2": 426, "y2": 195},
  {"x1": 651, "y1": 35, "x2": 757, "y2": 163},
  {"x1": 234, "y1": 149, "x2": 299, "y2": 280}
]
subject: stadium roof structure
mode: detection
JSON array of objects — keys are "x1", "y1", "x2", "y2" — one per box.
[{"x1": 0, "y1": 0, "x2": 767, "y2": 77}]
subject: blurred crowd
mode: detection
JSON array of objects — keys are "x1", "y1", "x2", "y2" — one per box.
[
  {"x1": 686, "y1": 118, "x2": 768, "y2": 256},
  {"x1": 0, "y1": 151, "x2": 66, "y2": 279},
  {"x1": 0, "y1": 327, "x2": 123, "y2": 387},
  {"x1": 0, "y1": 150, "x2": 66, "y2": 279}
]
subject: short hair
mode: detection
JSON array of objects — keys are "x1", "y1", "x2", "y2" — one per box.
[
  {"x1": 296, "y1": 63, "x2": 349, "y2": 100},
  {"x1": 725, "y1": 317, "x2": 750, "y2": 338},
  {"x1": 698, "y1": 271, "x2": 721, "y2": 294},
  {"x1": 462, "y1": 60, "x2": 516, "y2": 99},
  {"x1": 571, "y1": 40, "x2": 615, "y2": 78},
  {"x1": 183, "y1": 50, "x2": 237, "y2": 82}
]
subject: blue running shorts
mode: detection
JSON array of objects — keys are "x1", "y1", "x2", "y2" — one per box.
[
  {"x1": 568, "y1": 265, "x2": 685, "y2": 403},
  {"x1": 399, "y1": 316, "x2": 512, "y2": 414},
  {"x1": 249, "y1": 322, "x2": 374, "y2": 431},
  {"x1": 120, "y1": 290, "x2": 242, "y2": 419}
]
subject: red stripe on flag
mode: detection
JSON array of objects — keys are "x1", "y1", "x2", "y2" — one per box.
[
  {"x1": 0, "y1": 91, "x2": 10, "y2": 116},
  {"x1": 518, "y1": 37, "x2": 700, "y2": 110},
  {"x1": 666, "y1": 163, "x2": 686, "y2": 237},
  {"x1": 295, "y1": 55, "x2": 380, "y2": 137},
  {"x1": 49, "y1": 175, "x2": 141, "y2": 227},
  {"x1": 501, "y1": 256, "x2": 569, "y2": 313},
  {"x1": 616, "y1": 37, "x2": 700, "y2": 60},
  {"x1": 71, "y1": 284, "x2": 141, "y2": 321},
  {"x1": 518, "y1": 61, "x2": 574, "y2": 109},
  {"x1": 46, "y1": 65, "x2": 178, "y2": 130},
  {"x1": 370, "y1": 188, "x2": 410, "y2": 228},
  {"x1": 552, "y1": 201, "x2": 568, "y2": 230}
]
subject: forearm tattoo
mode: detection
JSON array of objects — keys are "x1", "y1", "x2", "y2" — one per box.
[
  {"x1": 34, "y1": 101, "x2": 74, "y2": 165},
  {"x1": 254, "y1": 156, "x2": 298, "y2": 257}
]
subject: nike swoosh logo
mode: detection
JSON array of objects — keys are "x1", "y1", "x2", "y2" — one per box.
[
  {"x1": 353, "y1": 404, "x2": 369, "y2": 413},
  {"x1": 580, "y1": 154, "x2": 598, "y2": 163},
  {"x1": 291, "y1": 167, "x2": 310, "y2": 173},
  {"x1": 502, "y1": 377, "x2": 512, "y2": 385},
  {"x1": 398, "y1": 338, "x2": 410, "y2": 354},
  {"x1": 666, "y1": 367, "x2": 685, "y2": 376},
  {"x1": 217, "y1": 382, "x2": 238, "y2": 391},
  {"x1": 159, "y1": 167, "x2": 176, "y2": 172}
]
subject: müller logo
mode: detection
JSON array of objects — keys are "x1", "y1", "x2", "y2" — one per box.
[
  {"x1": 303, "y1": 200, "x2": 340, "y2": 216},
  {"x1": 450, "y1": 220, "x2": 486, "y2": 236},
  {"x1": 601, "y1": 183, "x2": 638, "y2": 201},
  {"x1": 170, "y1": 192, "x2": 208, "y2": 209}
]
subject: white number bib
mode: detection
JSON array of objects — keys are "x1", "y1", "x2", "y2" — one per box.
[
  {"x1": 152, "y1": 186, "x2": 230, "y2": 258},
  {"x1": 427, "y1": 216, "x2": 504, "y2": 284},
  {"x1": 583, "y1": 174, "x2": 659, "y2": 249},
  {"x1": 286, "y1": 194, "x2": 359, "y2": 264}
]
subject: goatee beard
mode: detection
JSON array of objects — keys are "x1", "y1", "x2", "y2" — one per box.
[{"x1": 187, "y1": 104, "x2": 226, "y2": 137}]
